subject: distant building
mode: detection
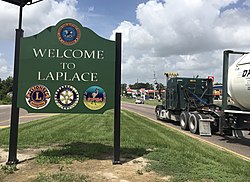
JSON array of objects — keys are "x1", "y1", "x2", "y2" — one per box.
[
  {"x1": 126, "y1": 88, "x2": 165, "y2": 100},
  {"x1": 213, "y1": 85, "x2": 222, "y2": 100}
]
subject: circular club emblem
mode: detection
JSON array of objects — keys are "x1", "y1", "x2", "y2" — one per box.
[
  {"x1": 54, "y1": 85, "x2": 79, "y2": 110},
  {"x1": 25, "y1": 85, "x2": 51, "y2": 109},
  {"x1": 83, "y1": 86, "x2": 106, "y2": 110},
  {"x1": 57, "y1": 22, "x2": 80, "y2": 45}
]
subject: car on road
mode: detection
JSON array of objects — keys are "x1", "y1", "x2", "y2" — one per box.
[{"x1": 135, "y1": 98, "x2": 144, "y2": 104}]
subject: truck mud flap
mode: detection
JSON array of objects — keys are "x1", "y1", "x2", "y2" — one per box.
[{"x1": 199, "y1": 119, "x2": 213, "y2": 136}]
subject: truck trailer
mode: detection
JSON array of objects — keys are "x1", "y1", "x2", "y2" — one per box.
[{"x1": 155, "y1": 50, "x2": 250, "y2": 136}]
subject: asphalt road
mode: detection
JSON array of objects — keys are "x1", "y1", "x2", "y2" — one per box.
[
  {"x1": 122, "y1": 102, "x2": 250, "y2": 161},
  {"x1": 0, "y1": 105, "x2": 57, "y2": 129}
]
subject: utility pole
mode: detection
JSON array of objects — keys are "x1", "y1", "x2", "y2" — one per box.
[{"x1": 153, "y1": 71, "x2": 157, "y2": 99}]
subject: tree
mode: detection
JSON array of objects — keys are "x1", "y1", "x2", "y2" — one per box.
[
  {"x1": 129, "y1": 82, "x2": 153, "y2": 90},
  {"x1": 121, "y1": 83, "x2": 127, "y2": 96},
  {"x1": 2, "y1": 76, "x2": 13, "y2": 93},
  {"x1": 214, "y1": 82, "x2": 222, "y2": 85},
  {"x1": 0, "y1": 76, "x2": 13, "y2": 103}
]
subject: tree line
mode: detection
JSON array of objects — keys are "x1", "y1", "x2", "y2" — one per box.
[
  {"x1": 121, "y1": 82, "x2": 164, "y2": 90},
  {"x1": 0, "y1": 76, "x2": 13, "y2": 104},
  {"x1": 0, "y1": 77, "x2": 166, "y2": 104}
]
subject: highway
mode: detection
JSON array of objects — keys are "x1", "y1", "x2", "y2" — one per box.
[
  {"x1": 122, "y1": 102, "x2": 250, "y2": 161},
  {"x1": 0, "y1": 105, "x2": 57, "y2": 129},
  {"x1": 1, "y1": 103, "x2": 249, "y2": 161}
]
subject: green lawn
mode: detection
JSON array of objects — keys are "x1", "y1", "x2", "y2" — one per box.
[{"x1": 0, "y1": 110, "x2": 249, "y2": 182}]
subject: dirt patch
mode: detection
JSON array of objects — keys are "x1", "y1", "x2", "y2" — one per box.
[{"x1": 0, "y1": 148, "x2": 172, "y2": 182}]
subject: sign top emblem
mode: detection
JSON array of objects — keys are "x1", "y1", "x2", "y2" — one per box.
[{"x1": 57, "y1": 22, "x2": 81, "y2": 46}]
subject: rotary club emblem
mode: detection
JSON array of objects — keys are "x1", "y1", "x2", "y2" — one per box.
[{"x1": 54, "y1": 85, "x2": 79, "y2": 110}]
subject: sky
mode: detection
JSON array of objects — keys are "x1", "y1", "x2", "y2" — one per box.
[{"x1": 1, "y1": 0, "x2": 250, "y2": 85}]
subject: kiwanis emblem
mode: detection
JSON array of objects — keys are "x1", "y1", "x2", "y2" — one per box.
[
  {"x1": 54, "y1": 85, "x2": 79, "y2": 110},
  {"x1": 25, "y1": 85, "x2": 51, "y2": 109},
  {"x1": 57, "y1": 22, "x2": 81, "y2": 46}
]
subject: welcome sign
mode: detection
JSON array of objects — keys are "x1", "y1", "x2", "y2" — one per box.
[{"x1": 17, "y1": 19, "x2": 116, "y2": 113}]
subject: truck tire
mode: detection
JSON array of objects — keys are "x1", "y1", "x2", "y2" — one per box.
[
  {"x1": 180, "y1": 111, "x2": 190, "y2": 130},
  {"x1": 155, "y1": 105, "x2": 163, "y2": 120},
  {"x1": 223, "y1": 129, "x2": 233, "y2": 136},
  {"x1": 188, "y1": 113, "x2": 202, "y2": 134}
]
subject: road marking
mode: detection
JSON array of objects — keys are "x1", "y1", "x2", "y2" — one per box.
[
  {"x1": 0, "y1": 126, "x2": 9, "y2": 129},
  {"x1": 19, "y1": 114, "x2": 58, "y2": 118},
  {"x1": 0, "y1": 114, "x2": 58, "y2": 130},
  {"x1": 0, "y1": 105, "x2": 11, "y2": 108},
  {"x1": 0, "y1": 114, "x2": 58, "y2": 123},
  {"x1": 0, "y1": 120, "x2": 9, "y2": 123},
  {"x1": 123, "y1": 108, "x2": 250, "y2": 162}
]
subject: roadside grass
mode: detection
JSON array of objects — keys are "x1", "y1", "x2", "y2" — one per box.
[
  {"x1": 0, "y1": 100, "x2": 11, "y2": 105},
  {"x1": 0, "y1": 110, "x2": 249, "y2": 181},
  {"x1": 122, "y1": 97, "x2": 161, "y2": 106},
  {"x1": 33, "y1": 172, "x2": 89, "y2": 182}
]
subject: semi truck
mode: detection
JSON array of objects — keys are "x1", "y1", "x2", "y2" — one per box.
[{"x1": 155, "y1": 50, "x2": 250, "y2": 136}]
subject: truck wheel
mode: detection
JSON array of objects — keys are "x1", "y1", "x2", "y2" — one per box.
[
  {"x1": 180, "y1": 111, "x2": 190, "y2": 130},
  {"x1": 223, "y1": 129, "x2": 233, "y2": 136},
  {"x1": 188, "y1": 113, "x2": 202, "y2": 134},
  {"x1": 155, "y1": 105, "x2": 163, "y2": 120}
]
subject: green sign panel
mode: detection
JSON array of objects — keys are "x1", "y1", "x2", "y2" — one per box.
[{"x1": 17, "y1": 19, "x2": 116, "y2": 113}]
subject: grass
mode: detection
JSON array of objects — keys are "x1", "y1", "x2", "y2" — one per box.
[
  {"x1": 1, "y1": 164, "x2": 18, "y2": 174},
  {"x1": 33, "y1": 172, "x2": 89, "y2": 182},
  {"x1": 0, "y1": 110, "x2": 250, "y2": 181},
  {"x1": 122, "y1": 97, "x2": 161, "y2": 106},
  {"x1": 0, "y1": 99, "x2": 11, "y2": 105}
]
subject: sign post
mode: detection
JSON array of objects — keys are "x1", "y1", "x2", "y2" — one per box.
[
  {"x1": 5, "y1": 0, "x2": 25, "y2": 165},
  {"x1": 113, "y1": 33, "x2": 121, "y2": 164},
  {"x1": 3, "y1": 0, "x2": 44, "y2": 165},
  {"x1": 7, "y1": 29, "x2": 23, "y2": 165}
]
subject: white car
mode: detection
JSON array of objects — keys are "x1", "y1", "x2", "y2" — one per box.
[{"x1": 135, "y1": 98, "x2": 144, "y2": 104}]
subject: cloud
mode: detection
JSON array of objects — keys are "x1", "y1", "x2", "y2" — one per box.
[
  {"x1": 0, "y1": 0, "x2": 81, "y2": 40},
  {"x1": 111, "y1": 0, "x2": 250, "y2": 84},
  {"x1": 0, "y1": 0, "x2": 82, "y2": 79},
  {"x1": 244, "y1": 0, "x2": 250, "y2": 6},
  {"x1": 88, "y1": 6, "x2": 95, "y2": 12},
  {"x1": 0, "y1": 53, "x2": 12, "y2": 79}
]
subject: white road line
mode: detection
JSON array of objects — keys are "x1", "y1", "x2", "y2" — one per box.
[{"x1": 0, "y1": 105, "x2": 11, "y2": 108}]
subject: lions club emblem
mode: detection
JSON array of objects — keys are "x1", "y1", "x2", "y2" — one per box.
[{"x1": 25, "y1": 85, "x2": 51, "y2": 109}]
